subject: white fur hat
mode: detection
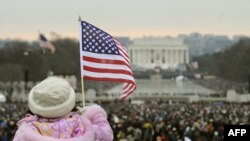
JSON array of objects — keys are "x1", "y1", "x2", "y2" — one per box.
[{"x1": 28, "y1": 76, "x2": 75, "y2": 118}]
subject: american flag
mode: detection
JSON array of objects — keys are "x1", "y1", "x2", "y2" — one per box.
[
  {"x1": 79, "y1": 21, "x2": 136, "y2": 99},
  {"x1": 39, "y1": 34, "x2": 56, "y2": 54}
]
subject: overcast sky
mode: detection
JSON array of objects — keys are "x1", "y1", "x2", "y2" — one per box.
[{"x1": 1, "y1": 0, "x2": 250, "y2": 41}]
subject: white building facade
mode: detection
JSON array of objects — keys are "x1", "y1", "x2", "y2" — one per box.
[{"x1": 128, "y1": 37, "x2": 189, "y2": 70}]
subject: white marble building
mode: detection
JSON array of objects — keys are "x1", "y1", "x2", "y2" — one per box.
[{"x1": 128, "y1": 36, "x2": 189, "y2": 69}]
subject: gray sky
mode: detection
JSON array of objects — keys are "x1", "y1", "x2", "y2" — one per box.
[{"x1": 1, "y1": 0, "x2": 250, "y2": 41}]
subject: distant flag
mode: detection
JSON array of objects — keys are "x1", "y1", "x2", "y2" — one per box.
[
  {"x1": 79, "y1": 21, "x2": 136, "y2": 100},
  {"x1": 39, "y1": 34, "x2": 56, "y2": 54}
]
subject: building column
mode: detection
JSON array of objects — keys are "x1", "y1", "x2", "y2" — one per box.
[
  {"x1": 185, "y1": 49, "x2": 189, "y2": 64},
  {"x1": 176, "y1": 49, "x2": 179, "y2": 64},
  {"x1": 147, "y1": 49, "x2": 151, "y2": 64},
  {"x1": 150, "y1": 49, "x2": 153, "y2": 65},
  {"x1": 173, "y1": 49, "x2": 176, "y2": 64},
  {"x1": 180, "y1": 49, "x2": 184, "y2": 64},
  {"x1": 176, "y1": 49, "x2": 180, "y2": 64},
  {"x1": 133, "y1": 49, "x2": 136, "y2": 64},
  {"x1": 165, "y1": 49, "x2": 169, "y2": 64},
  {"x1": 129, "y1": 49, "x2": 133, "y2": 64},
  {"x1": 138, "y1": 49, "x2": 142, "y2": 65},
  {"x1": 170, "y1": 49, "x2": 173, "y2": 64},
  {"x1": 162, "y1": 49, "x2": 165, "y2": 64}
]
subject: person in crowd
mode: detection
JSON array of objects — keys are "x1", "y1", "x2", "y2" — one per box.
[
  {"x1": 12, "y1": 76, "x2": 113, "y2": 141},
  {"x1": 1, "y1": 79, "x2": 250, "y2": 141}
]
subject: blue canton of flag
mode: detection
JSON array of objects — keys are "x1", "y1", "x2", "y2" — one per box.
[{"x1": 82, "y1": 24, "x2": 119, "y2": 55}]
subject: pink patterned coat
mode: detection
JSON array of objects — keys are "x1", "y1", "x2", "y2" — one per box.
[{"x1": 13, "y1": 105, "x2": 113, "y2": 141}]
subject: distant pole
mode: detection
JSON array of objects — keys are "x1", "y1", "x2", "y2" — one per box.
[{"x1": 23, "y1": 51, "x2": 30, "y2": 93}]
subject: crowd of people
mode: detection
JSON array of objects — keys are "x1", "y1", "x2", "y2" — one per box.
[
  {"x1": 0, "y1": 76, "x2": 249, "y2": 141},
  {"x1": 0, "y1": 103, "x2": 25, "y2": 141},
  {"x1": 193, "y1": 79, "x2": 248, "y2": 95},
  {"x1": 106, "y1": 101, "x2": 249, "y2": 141},
  {"x1": 1, "y1": 100, "x2": 249, "y2": 141}
]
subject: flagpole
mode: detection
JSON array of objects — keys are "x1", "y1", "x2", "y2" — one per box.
[
  {"x1": 81, "y1": 76, "x2": 85, "y2": 107},
  {"x1": 78, "y1": 16, "x2": 85, "y2": 108}
]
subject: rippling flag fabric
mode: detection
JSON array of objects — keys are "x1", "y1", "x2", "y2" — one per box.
[
  {"x1": 39, "y1": 34, "x2": 56, "y2": 54},
  {"x1": 79, "y1": 21, "x2": 136, "y2": 99}
]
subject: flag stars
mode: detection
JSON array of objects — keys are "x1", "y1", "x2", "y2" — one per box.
[{"x1": 82, "y1": 22, "x2": 121, "y2": 55}]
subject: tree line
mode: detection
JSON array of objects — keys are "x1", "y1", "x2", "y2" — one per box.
[
  {"x1": 195, "y1": 38, "x2": 250, "y2": 82},
  {"x1": 0, "y1": 38, "x2": 119, "y2": 93},
  {"x1": 0, "y1": 38, "x2": 80, "y2": 82},
  {"x1": 1, "y1": 37, "x2": 250, "y2": 83}
]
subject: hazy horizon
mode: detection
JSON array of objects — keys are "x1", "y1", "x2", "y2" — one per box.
[
  {"x1": 1, "y1": 30, "x2": 247, "y2": 42},
  {"x1": 1, "y1": 0, "x2": 250, "y2": 41}
]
